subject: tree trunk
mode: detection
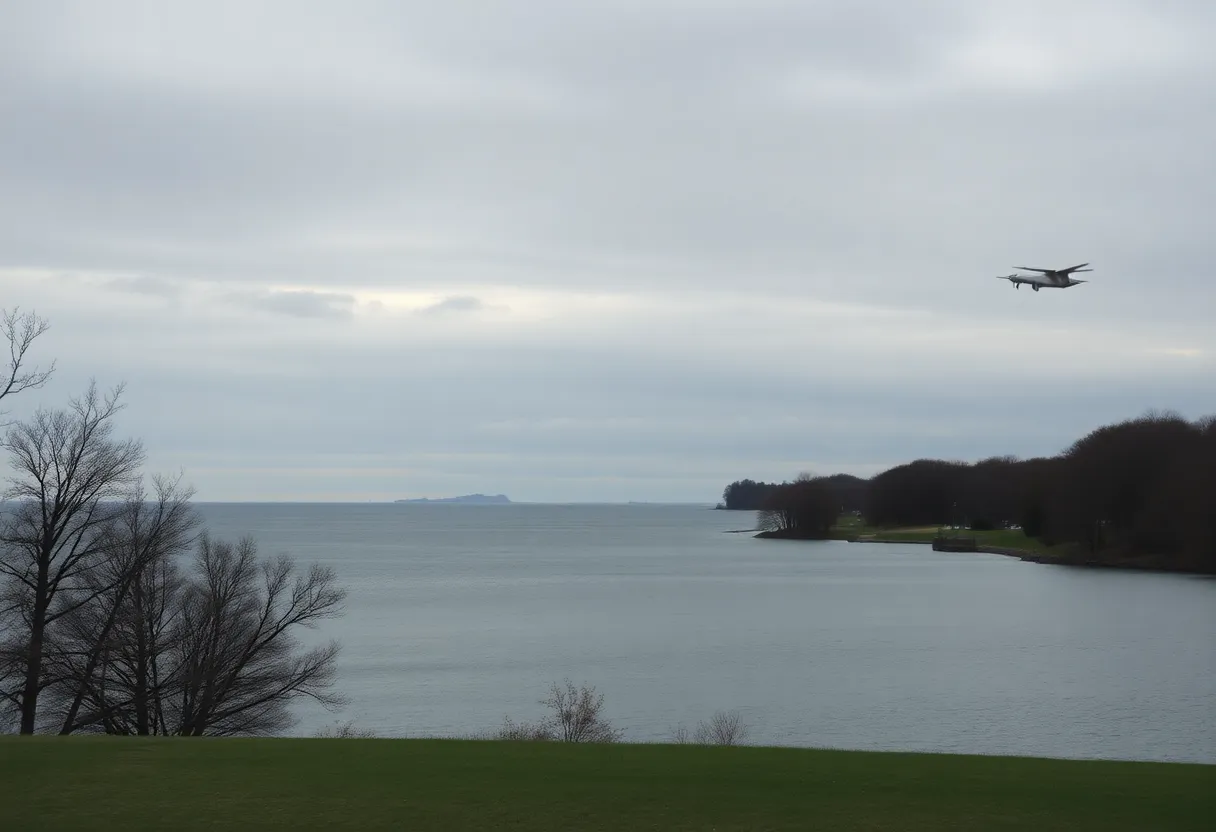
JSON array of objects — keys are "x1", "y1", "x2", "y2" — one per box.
[
  {"x1": 133, "y1": 579, "x2": 150, "y2": 735},
  {"x1": 20, "y1": 615, "x2": 46, "y2": 734}
]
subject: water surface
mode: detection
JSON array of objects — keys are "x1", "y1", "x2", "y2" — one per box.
[{"x1": 194, "y1": 502, "x2": 1216, "y2": 763}]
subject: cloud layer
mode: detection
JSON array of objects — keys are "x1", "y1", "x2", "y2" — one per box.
[{"x1": 2, "y1": 1, "x2": 1214, "y2": 501}]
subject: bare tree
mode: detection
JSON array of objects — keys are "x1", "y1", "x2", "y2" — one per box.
[
  {"x1": 0, "y1": 381, "x2": 144, "y2": 734},
  {"x1": 693, "y1": 709, "x2": 751, "y2": 746},
  {"x1": 44, "y1": 475, "x2": 199, "y2": 734},
  {"x1": 169, "y1": 535, "x2": 347, "y2": 736},
  {"x1": 495, "y1": 680, "x2": 620, "y2": 743},
  {"x1": 540, "y1": 679, "x2": 620, "y2": 743},
  {"x1": 1, "y1": 307, "x2": 56, "y2": 421}
]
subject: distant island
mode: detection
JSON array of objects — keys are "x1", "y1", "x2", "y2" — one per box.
[{"x1": 394, "y1": 494, "x2": 512, "y2": 504}]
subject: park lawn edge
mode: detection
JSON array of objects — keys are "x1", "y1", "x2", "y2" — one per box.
[{"x1": 1, "y1": 736, "x2": 1212, "y2": 832}]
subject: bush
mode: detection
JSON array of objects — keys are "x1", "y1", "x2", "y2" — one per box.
[
  {"x1": 493, "y1": 717, "x2": 555, "y2": 742},
  {"x1": 314, "y1": 720, "x2": 377, "y2": 739},
  {"x1": 670, "y1": 709, "x2": 752, "y2": 746}
]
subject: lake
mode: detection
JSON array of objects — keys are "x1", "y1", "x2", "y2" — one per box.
[{"x1": 193, "y1": 502, "x2": 1216, "y2": 763}]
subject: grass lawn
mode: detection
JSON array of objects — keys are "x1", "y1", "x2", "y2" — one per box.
[
  {"x1": 777, "y1": 512, "x2": 1060, "y2": 557},
  {"x1": 833, "y1": 519, "x2": 1061, "y2": 556},
  {"x1": 882, "y1": 528, "x2": 1065, "y2": 557},
  {"x1": 1, "y1": 738, "x2": 1212, "y2": 831}
]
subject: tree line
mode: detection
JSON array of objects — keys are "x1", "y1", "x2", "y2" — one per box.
[
  {"x1": 725, "y1": 411, "x2": 1216, "y2": 573},
  {"x1": 718, "y1": 474, "x2": 866, "y2": 512},
  {"x1": 0, "y1": 308, "x2": 346, "y2": 735}
]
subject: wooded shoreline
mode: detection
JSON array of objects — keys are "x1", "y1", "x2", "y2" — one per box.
[{"x1": 752, "y1": 529, "x2": 1216, "y2": 576}]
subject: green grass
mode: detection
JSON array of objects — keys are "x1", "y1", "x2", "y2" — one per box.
[
  {"x1": 969, "y1": 529, "x2": 1065, "y2": 555},
  {"x1": 1, "y1": 737, "x2": 1212, "y2": 830},
  {"x1": 828, "y1": 517, "x2": 1061, "y2": 556},
  {"x1": 834, "y1": 514, "x2": 867, "y2": 530},
  {"x1": 868, "y1": 528, "x2": 1061, "y2": 556}
]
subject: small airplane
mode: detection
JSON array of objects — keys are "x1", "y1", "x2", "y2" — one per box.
[{"x1": 996, "y1": 262, "x2": 1093, "y2": 291}]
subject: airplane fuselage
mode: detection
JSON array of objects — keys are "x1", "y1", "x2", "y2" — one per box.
[{"x1": 1000, "y1": 274, "x2": 1086, "y2": 291}]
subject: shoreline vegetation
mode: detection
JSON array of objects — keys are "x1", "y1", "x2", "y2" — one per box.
[
  {"x1": 752, "y1": 524, "x2": 1212, "y2": 576},
  {"x1": 2, "y1": 737, "x2": 1212, "y2": 831},
  {"x1": 721, "y1": 410, "x2": 1216, "y2": 576}
]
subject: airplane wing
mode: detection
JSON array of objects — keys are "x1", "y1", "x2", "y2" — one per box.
[{"x1": 1015, "y1": 263, "x2": 1093, "y2": 275}]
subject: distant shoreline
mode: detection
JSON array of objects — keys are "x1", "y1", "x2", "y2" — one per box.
[
  {"x1": 752, "y1": 530, "x2": 1216, "y2": 576},
  {"x1": 394, "y1": 494, "x2": 511, "y2": 505}
]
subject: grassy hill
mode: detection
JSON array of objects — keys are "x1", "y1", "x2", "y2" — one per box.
[{"x1": 1, "y1": 737, "x2": 1212, "y2": 831}]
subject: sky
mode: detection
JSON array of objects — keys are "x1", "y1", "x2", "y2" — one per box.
[{"x1": 2, "y1": 0, "x2": 1214, "y2": 502}]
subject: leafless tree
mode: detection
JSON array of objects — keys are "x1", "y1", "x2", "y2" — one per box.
[
  {"x1": 1, "y1": 307, "x2": 56, "y2": 422},
  {"x1": 44, "y1": 475, "x2": 199, "y2": 734},
  {"x1": 539, "y1": 679, "x2": 620, "y2": 743},
  {"x1": 494, "y1": 680, "x2": 619, "y2": 743},
  {"x1": 0, "y1": 381, "x2": 144, "y2": 734},
  {"x1": 169, "y1": 535, "x2": 347, "y2": 736},
  {"x1": 34, "y1": 522, "x2": 346, "y2": 737},
  {"x1": 693, "y1": 709, "x2": 751, "y2": 746}
]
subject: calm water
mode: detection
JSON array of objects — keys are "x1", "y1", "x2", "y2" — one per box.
[{"x1": 193, "y1": 502, "x2": 1216, "y2": 763}]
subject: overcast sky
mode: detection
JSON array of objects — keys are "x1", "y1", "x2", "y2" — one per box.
[{"x1": 2, "y1": 0, "x2": 1214, "y2": 502}]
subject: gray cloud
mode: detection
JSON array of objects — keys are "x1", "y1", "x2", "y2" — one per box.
[
  {"x1": 416, "y1": 296, "x2": 489, "y2": 316},
  {"x1": 103, "y1": 275, "x2": 183, "y2": 299},
  {"x1": 235, "y1": 289, "x2": 359, "y2": 320},
  {"x1": 2, "y1": 0, "x2": 1215, "y2": 500}
]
